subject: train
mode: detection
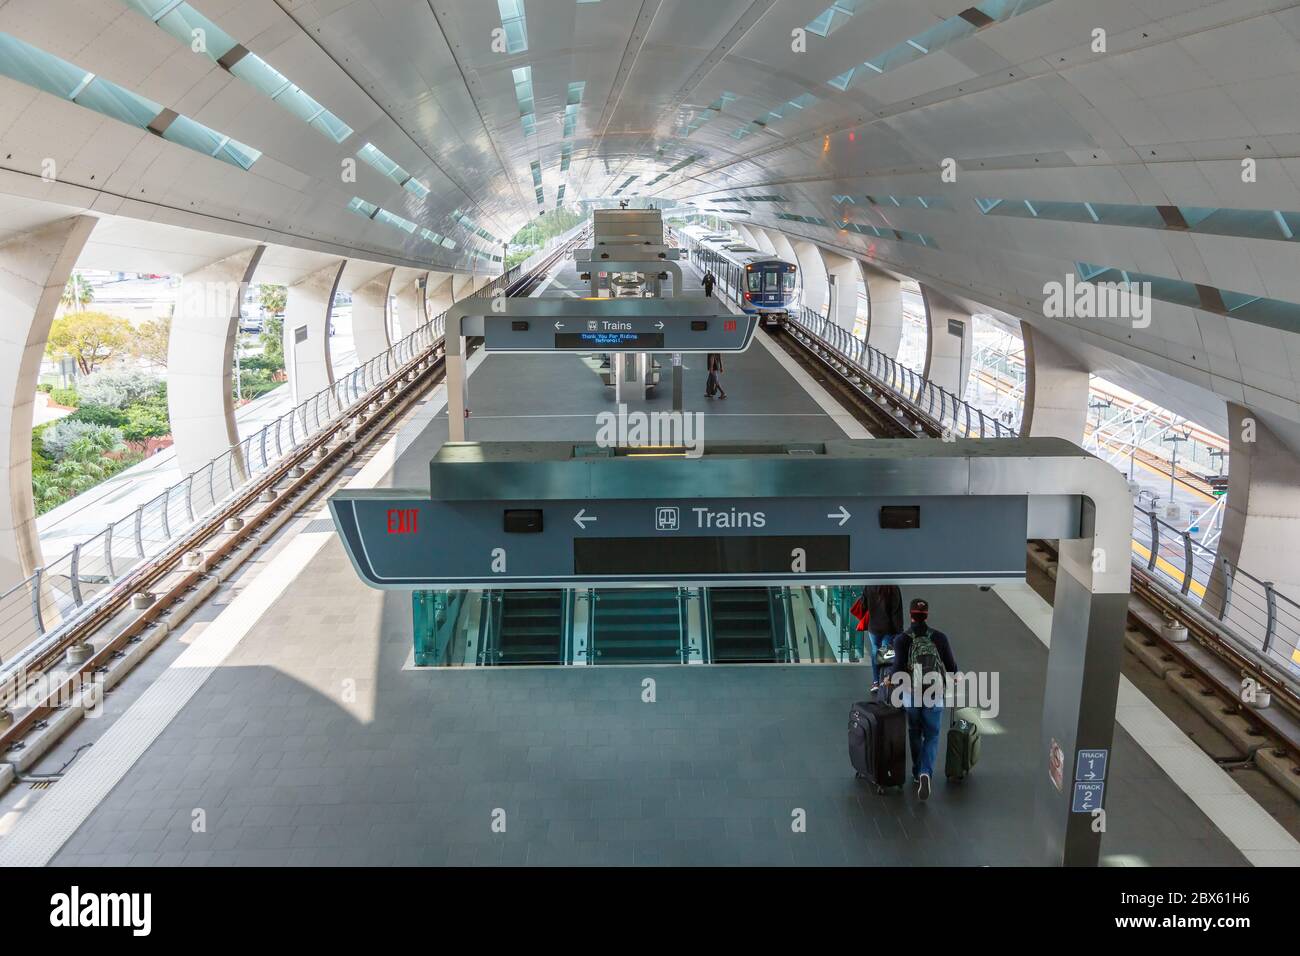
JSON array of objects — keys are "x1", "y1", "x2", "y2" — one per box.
[{"x1": 679, "y1": 225, "x2": 800, "y2": 325}]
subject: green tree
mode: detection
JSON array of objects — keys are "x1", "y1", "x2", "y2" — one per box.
[
  {"x1": 259, "y1": 284, "x2": 287, "y2": 315},
  {"x1": 46, "y1": 311, "x2": 131, "y2": 375},
  {"x1": 260, "y1": 315, "x2": 284, "y2": 372},
  {"x1": 131, "y1": 316, "x2": 171, "y2": 368},
  {"x1": 60, "y1": 272, "x2": 94, "y2": 312}
]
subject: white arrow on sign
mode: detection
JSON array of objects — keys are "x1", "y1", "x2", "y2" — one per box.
[
  {"x1": 827, "y1": 505, "x2": 851, "y2": 526},
  {"x1": 554, "y1": 321, "x2": 565, "y2": 330},
  {"x1": 573, "y1": 509, "x2": 597, "y2": 529},
  {"x1": 654, "y1": 321, "x2": 665, "y2": 329}
]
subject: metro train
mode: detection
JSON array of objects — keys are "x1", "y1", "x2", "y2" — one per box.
[{"x1": 682, "y1": 226, "x2": 800, "y2": 324}]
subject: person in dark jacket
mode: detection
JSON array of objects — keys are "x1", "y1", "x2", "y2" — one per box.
[
  {"x1": 702, "y1": 271, "x2": 716, "y2": 297},
  {"x1": 860, "y1": 584, "x2": 904, "y2": 691},
  {"x1": 705, "y1": 352, "x2": 727, "y2": 399},
  {"x1": 888, "y1": 598, "x2": 958, "y2": 801}
]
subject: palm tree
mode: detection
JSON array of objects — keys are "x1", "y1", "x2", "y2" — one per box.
[{"x1": 60, "y1": 273, "x2": 94, "y2": 312}]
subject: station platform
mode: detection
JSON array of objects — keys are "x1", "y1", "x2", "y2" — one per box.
[{"x1": 0, "y1": 258, "x2": 1260, "y2": 867}]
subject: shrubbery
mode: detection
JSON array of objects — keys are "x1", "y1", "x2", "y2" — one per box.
[
  {"x1": 77, "y1": 369, "x2": 165, "y2": 410},
  {"x1": 31, "y1": 419, "x2": 140, "y2": 514},
  {"x1": 69, "y1": 402, "x2": 128, "y2": 428},
  {"x1": 40, "y1": 419, "x2": 125, "y2": 460},
  {"x1": 122, "y1": 400, "x2": 171, "y2": 443},
  {"x1": 49, "y1": 387, "x2": 79, "y2": 408}
]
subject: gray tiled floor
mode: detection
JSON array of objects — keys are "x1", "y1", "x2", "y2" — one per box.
[{"x1": 44, "y1": 261, "x2": 1247, "y2": 866}]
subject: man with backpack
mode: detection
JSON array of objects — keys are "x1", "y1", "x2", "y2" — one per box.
[
  {"x1": 887, "y1": 598, "x2": 957, "y2": 801},
  {"x1": 703, "y1": 271, "x2": 716, "y2": 297}
]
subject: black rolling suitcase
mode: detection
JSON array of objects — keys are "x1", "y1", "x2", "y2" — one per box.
[
  {"x1": 848, "y1": 700, "x2": 906, "y2": 792},
  {"x1": 945, "y1": 707, "x2": 981, "y2": 782}
]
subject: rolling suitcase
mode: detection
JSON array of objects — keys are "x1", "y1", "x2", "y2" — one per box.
[
  {"x1": 944, "y1": 707, "x2": 981, "y2": 782},
  {"x1": 848, "y1": 700, "x2": 906, "y2": 792}
]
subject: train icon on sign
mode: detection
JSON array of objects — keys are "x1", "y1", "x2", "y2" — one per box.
[{"x1": 655, "y1": 506, "x2": 680, "y2": 531}]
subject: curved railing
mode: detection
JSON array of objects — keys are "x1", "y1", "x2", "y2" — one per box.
[
  {"x1": 674, "y1": 227, "x2": 1300, "y2": 685},
  {"x1": 0, "y1": 230, "x2": 587, "y2": 674}
]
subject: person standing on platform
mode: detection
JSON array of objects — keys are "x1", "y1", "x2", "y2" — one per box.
[
  {"x1": 860, "y1": 584, "x2": 904, "y2": 693},
  {"x1": 703, "y1": 271, "x2": 716, "y2": 297},
  {"x1": 888, "y1": 598, "x2": 957, "y2": 801},
  {"x1": 705, "y1": 352, "x2": 727, "y2": 400}
]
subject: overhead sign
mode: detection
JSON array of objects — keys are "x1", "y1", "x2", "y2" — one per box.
[
  {"x1": 482, "y1": 312, "x2": 753, "y2": 352},
  {"x1": 330, "y1": 492, "x2": 1028, "y2": 588}
]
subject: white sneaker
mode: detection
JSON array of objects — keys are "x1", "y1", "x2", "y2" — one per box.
[{"x1": 918, "y1": 773, "x2": 931, "y2": 801}]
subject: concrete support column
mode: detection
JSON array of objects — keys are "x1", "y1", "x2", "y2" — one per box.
[
  {"x1": 393, "y1": 272, "x2": 428, "y2": 341},
  {"x1": 1020, "y1": 322, "x2": 1090, "y2": 444},
  {"x1": 452, "y1": 274, "x2": 475, "y2": 302},
  {"x1": 733, "y1": 224, "x2": 761, "y2": 250},
  {"x1": 862, "y1": 263, "x2": 903, "y2": 355},
  {"x1": 350, "y1": 269, "x2": 393, "y2": 365},
  {"x1": 745, "y1": 226, "x2": 778, "y2": 255},
  {"x1": 284, "y1": 260, "x2": 345, "y2": 405},
  {"x1": 0, "y1": 215, "x2": 97, "y2": 591},
  {"x1": 1206, "y1": 405, "x2": 1300, "y2": 620},
  {"x1": 168, "y1": 245, "x2": 265, "y2": 477},
  {"x1": 426, "y1": 274, "x2": 454, "y2": 318},
  {"x1": 920, "y1": 285, "x2": 974, "y2": 398},
  {"x1": 819, "y1": 248, "x2": 860, "y2": 331},
  {"x1": 791, "y1": 239, "x2": 829, "y2": 315}
]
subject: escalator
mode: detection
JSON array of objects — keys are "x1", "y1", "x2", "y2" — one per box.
[
  {"x1": 493, "y1": 590, "x2": 566, "y2": 664},
  {"x1": 590, "y1": 589, "x2": 683, "y2": 664},
  {"x1": 707, "y1": 588, "x2": 781, "y2": 663}
]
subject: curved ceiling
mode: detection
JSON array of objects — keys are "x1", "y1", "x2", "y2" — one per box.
[{"x1": 1, "y1": 0, "x2": 1299, "y2": 439}]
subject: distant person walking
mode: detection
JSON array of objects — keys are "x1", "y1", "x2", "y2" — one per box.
[
  {"x1": 703, "y1": 271, "x2": 716, "y2": 297},
  {"x1": 705, "y1": 352, "x2": 727, "y2": 400}
]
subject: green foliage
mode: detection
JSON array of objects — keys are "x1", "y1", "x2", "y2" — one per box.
[
  {"x1": 259, "y1": 315, "x2": 284, "y2": 371},
  {"x1": 239, "y1": 353, "x2": 281, "y2": 372},
  {"x1": 122, "y1": 400, "x2": 171, "y2": 443},
  {"x1": 69, "y1": 402, "x2": 128, "y2": 428},
  {"x1": 46, "y1": 311, "x2": 131, "y2": 375},
  {"x1": 36, "y1": 383, "x2": 53, "y2": 393},
  {"x1": 258, "y1": 284, "x2": 287, "y2": 316},
  {"x1": 48, "y1": 387, "x2": 79, "y2": 408},
  {"x1": 78, "y1": 369, "x2": 164, "y2": 410},
  {"x1": 40, "y1": 419, "x2": 124, "y2": 461},
  {"x1": 235, "y1": 367, "x2": 280, "y2": 401}
]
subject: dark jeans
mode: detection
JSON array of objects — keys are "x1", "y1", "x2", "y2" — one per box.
[
  {"x1": 706, "y1": 370, "x2": 726, "y2": 397},
  {"x1": 905, "y1": 704, "x2": 944, "y2": 778},
  {"x1": 867, "y1": 631, "x2": 897, "y2": 685}
]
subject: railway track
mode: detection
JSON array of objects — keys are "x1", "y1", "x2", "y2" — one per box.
[
  {"x1": 0, "y1": 236, "x2": 581, "y2": 767},
  {"x1": 769, "y1": 318, "x2": 1300, "y2": 796}
]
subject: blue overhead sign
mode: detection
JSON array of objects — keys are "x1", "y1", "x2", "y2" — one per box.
[{"x1": 328, "y1": 442, "x2": 1046, "y2": 590}]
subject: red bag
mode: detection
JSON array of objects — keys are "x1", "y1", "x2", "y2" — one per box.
[{"x1": 849, "y1": 596, "x2": 869, "y2": 632}]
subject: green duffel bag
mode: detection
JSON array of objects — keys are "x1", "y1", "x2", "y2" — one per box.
[{"x1": 945, "y1": 707, "x2": 981, "y2": 782}]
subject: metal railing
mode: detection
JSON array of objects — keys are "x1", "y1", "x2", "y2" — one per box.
[
  {"x1": 0, "y1": 238, "x2": 586, "y2": 675},
  {"x1": 675, "y1": 226, "x2": 1300, "y2": 685}
]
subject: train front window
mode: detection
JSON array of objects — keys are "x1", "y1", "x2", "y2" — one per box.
[
  {"x1": 763, "y1": 270, "x2": 780, "y2": 292},
  {"x1": 782, "y1": 272, "x2": 796, "y2": 291},
  {"x1": 746, "y1": 271, "x2": 762, "y2": 292}
]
